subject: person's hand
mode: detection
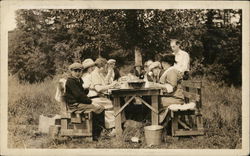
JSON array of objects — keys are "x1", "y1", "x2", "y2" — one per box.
[{"x1": 110, "y1": 81, "x2": 118, "y2": 88}]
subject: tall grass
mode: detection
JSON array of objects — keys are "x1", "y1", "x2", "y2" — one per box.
[
  {"x1": 8, "y1": 74, "x2": 242, "y2": 149},
  {"x1": 201, "y1": 78, "x2": 242, "y2": 148},
  {"x1": 8, "y1": 75, "x2": 60, "y2": 125}
]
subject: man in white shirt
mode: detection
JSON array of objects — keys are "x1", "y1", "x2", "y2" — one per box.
[{"x1": 170, "y1": 39, "x2": 190, "y2": 75}]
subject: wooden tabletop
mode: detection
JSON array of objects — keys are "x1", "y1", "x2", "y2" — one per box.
[{"x1": 110, "y1": 88, "x2": 161, "y2": 96}]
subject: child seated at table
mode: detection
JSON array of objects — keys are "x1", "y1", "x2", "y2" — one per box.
[{"x1": 62, "y1": 62, "x2": 105, "y2": 140}]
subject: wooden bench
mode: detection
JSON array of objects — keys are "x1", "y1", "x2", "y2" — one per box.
[
  {"x1": 164, "y1": 80, "x2": 204, "y2": 137},
  {"x1": 56, "y1": 80, "x2": 94, "y2": 140}
]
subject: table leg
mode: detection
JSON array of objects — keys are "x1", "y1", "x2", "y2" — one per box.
[
  {"x1": 151, "y1": 95, "x2": 159, "y2": 125},
  {"x1": 113, "y1": 96, "x2": 122, "y2": 140}
]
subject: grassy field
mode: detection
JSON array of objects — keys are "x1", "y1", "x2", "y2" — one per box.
[{"x1": 8, "y1": 73, "x2": 242, "y2": 149}]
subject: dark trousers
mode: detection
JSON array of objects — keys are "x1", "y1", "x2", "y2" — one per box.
[{"x1": 92, "y1": 111, "x2": 105, "y2": 138}]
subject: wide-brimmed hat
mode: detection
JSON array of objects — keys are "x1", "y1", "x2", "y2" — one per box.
[
  {"x1": 107, "y1": 59, "x2": 116, "y2": 64},
  {"x1": 69, "y1": 62, "x2": 83, "y2": 70},
  {"x1": 82, "y1": 58, "x2": 95, "y2": 69},
  {"x1": 148, "y1": 61, "x2": 161, "y2": 71}
]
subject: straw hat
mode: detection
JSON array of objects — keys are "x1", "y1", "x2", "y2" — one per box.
[
  {"x1": 148, "y1": 61, "x2": 161, "y2": 71},
  {"x1": 82, "y1": 58, "x2": 95, "y2": 69},
  {"x1": 68, "y1": 62, "x2": 83, "y2": 70}
]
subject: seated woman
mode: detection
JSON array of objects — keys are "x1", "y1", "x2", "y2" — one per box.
[
  {"x1": 81, "y1": 58, "x2": 98, "y2": 98},
  {"x1": 146, "y1": 61, "x2": 163, "y2": 83},
  {"x1": 105, "y1": 59, "x2": 121, "y2": 84},
  {"x1": 143, "y1": 60, "x2": 153, "y2": 82},
  {"x1": 159, "y1": 54, "x2": 184, "y2": 108},
  {"x1": 146, "y1": 55, "x2": 184, "y2": 123},
  {"x1": 63, "y1": 62, "x2": 105, "y2": 140}
]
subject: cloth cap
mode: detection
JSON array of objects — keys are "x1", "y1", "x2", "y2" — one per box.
[
  {"x1": 82, "y1": 58, "x2": 95, "y2": 69},
  {"x1": 69, "y1": 62, "x2": 83, "y2": 70},
  {"x1": 107, "y1": 59, "x2": 116, "y2": 64},
  {"x1": 148, "y1": 61, "x2": 161, "y2": 71}
]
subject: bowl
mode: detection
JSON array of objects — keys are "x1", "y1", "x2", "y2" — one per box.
[{"x1": 127, "y1": 80, "x2": 145, "y2": 89}]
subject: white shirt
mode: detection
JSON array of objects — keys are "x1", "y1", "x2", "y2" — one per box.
[
  {"x1": 173, "y1": 49, "x2": 190, "y2": 73},
  {"x1": 82, "y1": 72, "x2": 98, "y2": 97}
]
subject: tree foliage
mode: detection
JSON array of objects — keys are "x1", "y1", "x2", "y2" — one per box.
[{"x1": 8, "y1": 9, "x2": 242, "y2": 85}]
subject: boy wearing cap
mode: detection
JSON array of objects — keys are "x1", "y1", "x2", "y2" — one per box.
[{"x1": 64, "y1": 62, "x2": 105, "y2": 140}]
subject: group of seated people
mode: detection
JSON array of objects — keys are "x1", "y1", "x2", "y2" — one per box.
[{"x1": 55, "y1": 39, "x2": 190, "y2": 140}]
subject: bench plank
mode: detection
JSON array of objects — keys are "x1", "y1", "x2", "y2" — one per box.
[
  {"x1": 182, "y1": 81, "x2": 202, "y2": 89},
  {"x1": 182, "y1": 91, "x2": 200, "y2": 101}
]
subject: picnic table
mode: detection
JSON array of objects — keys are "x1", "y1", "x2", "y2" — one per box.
[{"x1": 110, "y1": 88, "x2": 161, "y2": 140}]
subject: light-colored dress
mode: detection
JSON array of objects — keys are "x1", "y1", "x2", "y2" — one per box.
[{"x1": 159, "y1": 66, "x2": 184, "y2": 108}]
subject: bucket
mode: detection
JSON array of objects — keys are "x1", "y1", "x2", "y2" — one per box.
[{"x1": 144, "y1": 125, "x2": 163, "y2": 146}]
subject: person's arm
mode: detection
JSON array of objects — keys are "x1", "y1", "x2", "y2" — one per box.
[
  {"x1": 82, "y1": 75, "x2": 91, "y2": 89},
  {"x1": 151, "y1": 82, "x2": 174, "y2": 93},
  {"x1": 105, "y1": 68, "x2": 113, "y2": 84},
  {"x1": 94, "y1": 81, "x2": 117, "y2": 92},
  {"x1": 66, "y1": 79, "x2": 92, "y2": 104}
]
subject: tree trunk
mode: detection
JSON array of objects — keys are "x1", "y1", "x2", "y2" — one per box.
[{"x1": 134, "y1": 47, "x2": 142, "y2": 67}]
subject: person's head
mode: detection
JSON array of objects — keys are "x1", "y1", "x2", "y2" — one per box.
[
  {"x1": 107, "y1": 59, "x2": 116, "y2": 69},
  {"x1": 95, "y1": 57, "x2": 107, "y2": 68},
  {"x1": 144, "y1": 60, "x2": 153, "y2": 72},
  {"x1": 82, "y1": 58, "x2": 96, "y2": 74},
  {"x1": 148, "y1": 61, "x2": 162, "y2": 76},
  {"x1": 95, "y1": 57, "x2": 107, "y2": 75},
  {"x1": 170, "y1": 39, "x2": 181, "y2": 53},
  {"x1": 160, "y1": 54, "x2": 176, "y2": 70},
  {"x1": 69, "y1": 62, "x2": 83, "y2": 78}
]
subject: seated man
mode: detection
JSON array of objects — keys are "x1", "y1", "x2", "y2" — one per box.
[
  {"x1": 89, "y1": 58, "x2": 120, "y2": 134},
  {"x1": 63, "y1": 62, "x2": 105, "y2": 140}
]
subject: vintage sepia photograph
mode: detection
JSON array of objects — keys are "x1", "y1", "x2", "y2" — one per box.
[{"x1": 1, "y1": 0, "x2": 249, "y2": 156}]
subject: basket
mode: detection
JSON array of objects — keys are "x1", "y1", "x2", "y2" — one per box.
[{"x1": 127, "y1": 81, "x2": 145, "y2": 89}]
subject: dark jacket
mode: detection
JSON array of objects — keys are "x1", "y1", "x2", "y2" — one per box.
[{"x1": 64, "y1": 77, "x2": 92, "y2": 106}]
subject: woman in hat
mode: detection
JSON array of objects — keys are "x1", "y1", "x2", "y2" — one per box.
[
  {"x1": 143, "y1": 60, "x2": 153, "y2": 81},
  {"x1": 82, "y1": 58, "x2": 97, "y2": 98},
  {"x1": 105, "y1": 59, "x2": 121, "y2": 84},
  {"x1": 146, "y1": 61, "x2": 163, "y2": 83}
]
